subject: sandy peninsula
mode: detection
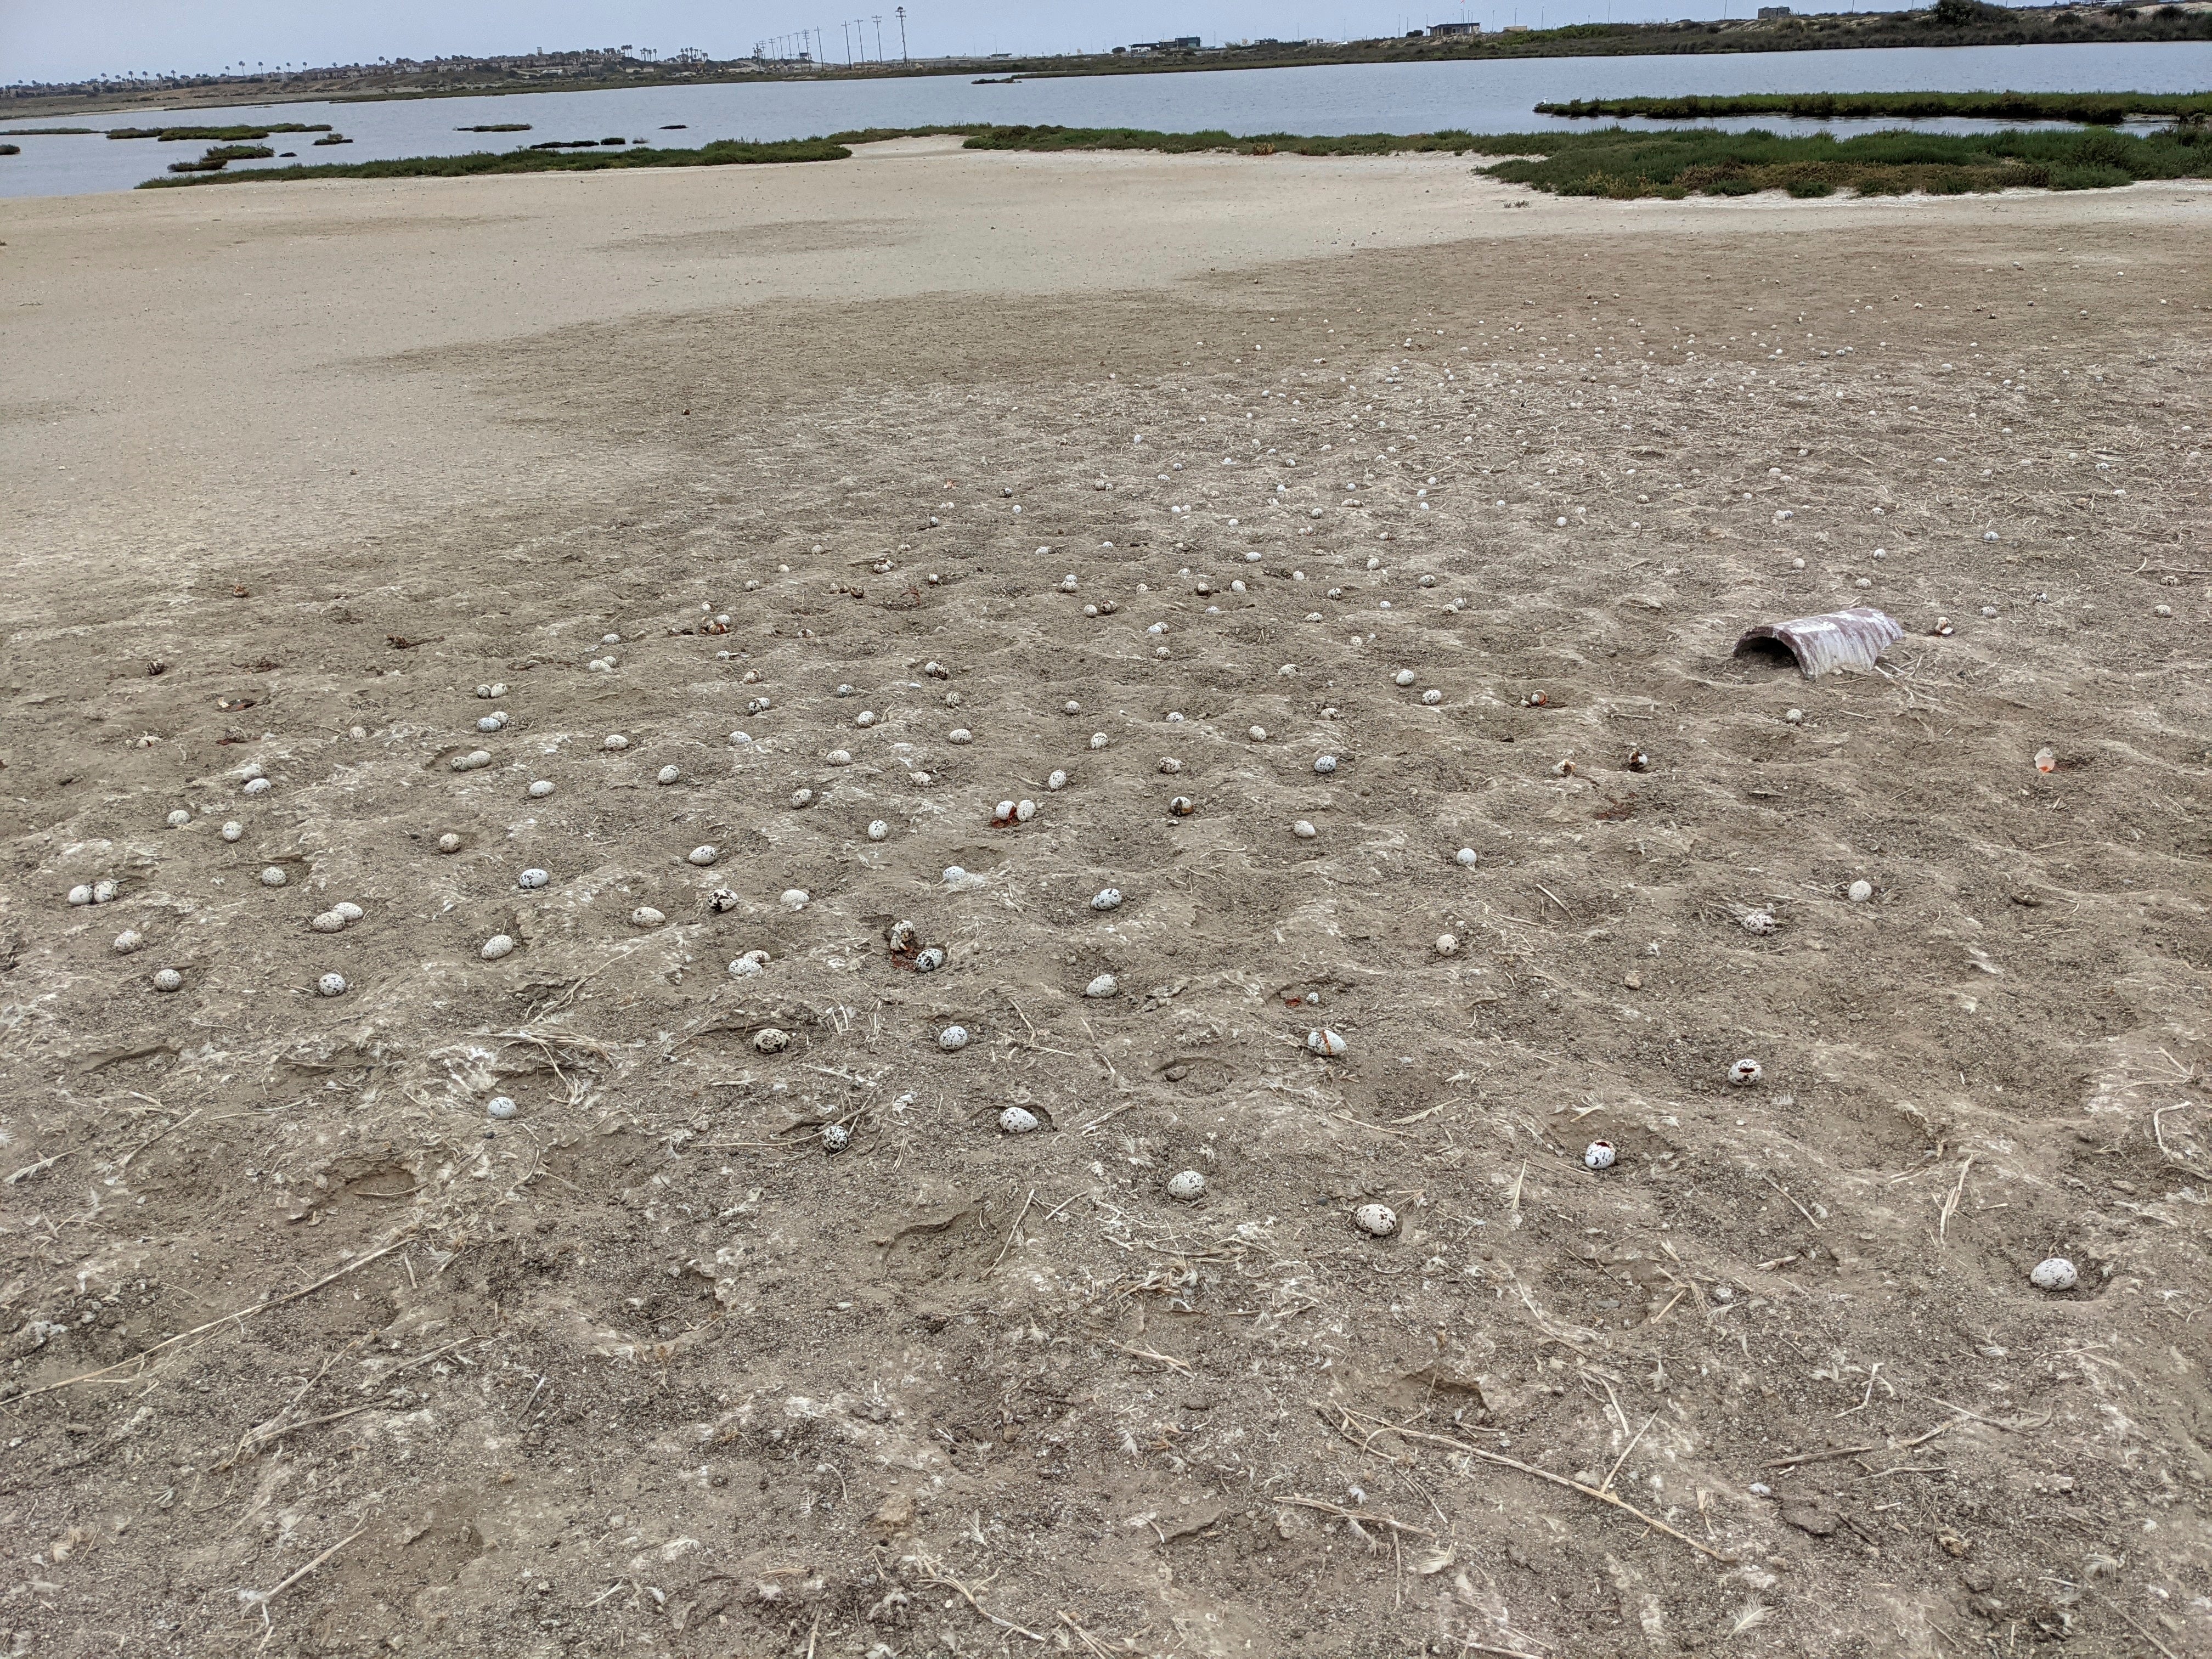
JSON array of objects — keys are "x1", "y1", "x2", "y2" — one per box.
[{"x1": 2, "y1": 140, "x2": 2208, "y2": 1657}]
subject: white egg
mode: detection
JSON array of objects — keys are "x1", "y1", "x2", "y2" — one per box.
[
  {"x1": 657, "y1": 765, "x2": 681, "y2": 785},
  {"x1": 1084, "y1": 973, "x2": 1120, "y2": 998},
  {"x1": 1166, "y1": 1170, "x2": 1207, "y2": 1201},
  {"x1": 114, "y1": 929, "x2": 145, "y2": 955},
  {"x1": 450, "y1": 751, "x2": 492, "y2": 772},
  {"x1": 913, "y1": 946, "x2": 946, "y2": 971},
  {"x1": 856, "y1": 710, "x2": 877, "y2": 727},
  {"x1": 528, "y1": 780, "x2": 555, "y2": 799},
  {"x1": 780, "y1": 889, "x2": 810, "y2": 911},
  {"x1": 517, "y1": 868, "x2": 549, "y2": 890},
  {"x1": 221, "y1": 821, "x2": 244, "y2": 842},
  {"x1": 1728, "y1": 1058, "x2": 1763, "y2": 1087},
  {"x1": 1014, "y1": 799, "x2": 1036, "y2": 822},
  {"x1": 1422, "y1": 689, "x2": 1443, "y2": 706},
  {"x1": 312, "y1": 911, "x2": 347, "y2": 934},
  {"x1": 940, "y1": 1024, "x2": 971, "y2": 1052},
  {"x1": 1742, "y1": 909, "x2": 1777, "y2": 935},
  {"x1": 482, "y1": 934, "x2": 516, "y2": 960},
  {"x1": 1848, "y1": 879, "x2": 1874, "y2": 903},
  {"x1": 603, "y1": 734, "x2": 629, "y2": 751},
  {"x1": 1293, "y1": 821, "x2": 1317, "y2": 839},
  {"x1": 688, "y1": 845, "x2": 719, "y2": 867},
  {"x1": 67, "y1": 884, "x2": 94, "y2": 906},
  {"x1": 827, "y1": 750, "x2": 852, "y2": 766},
  {"x1": 333, "y1": 902, "x2": 363, "y2": 923},
  {"x1": 630, "y1": 906, "x2": 665, "y2": 928},
  {"x1": 1455, "y1": 848, "x2": 1478, "y2": 868},
  {"x1": 994, "y1": 800, "x2": 1015, "y2": 823},
  {"x1": 1307, "y1": 1028, "x2": 1347, "y2": 1058},
  {"x1": 1394, "y1": 669, "x2": 1417, "y2": 687},
  {"x1": 477, "y1": 714, "x2": 506, "y2": 733},
  {"x1": 821, "y1": 1123, "x2": 852, "y2": 1153},
  {"x1": 486, "y1": 1096, "x2": 518, "y2": 1120},
  {"x1": 316, "y1": 972, "x2": 347, "y2": 997},
  {"x1": 1091, "y1": 888, "x2": 1123, "y2": 912},
  {"x1": 260, "y1": 866, "x2": 287, "y2": 888},
  {"x1": 437, "y1": 833, "x2": 462, "y2": 853},
  {"x1": 948, "y1": 727, "x2": 973, "y2": 745},
  {"x1": 728, "y1": 950, "x2": 770, "y2": 978},
  {"x1": 753, "y1": 1027, "x2": 791, "y2": 1054},
  {"x1": 1435, "y1": 933, "x2": 1459, "y2": 957},
  {"x1": 166, "y1": 809, "x2": 191, "y2": 828},
  {"x1": 242, "y1": 777, "x2": 273, "y2": 796},
  {"x1": 998, "y1": 1106, "x2": 1039, "y2": 1134},
  {"x1": 2029, "y1": 1257, "x2": 2078, "y2": 1292},
  {"x1": 1583, "y1": 1140, "x2": 1617, "y2": 1170},
  {"x1": 1047, "y1": 770, "x2": 1069, "y2": 791},
  {"x1": 1248, "y1": 726, "x2": 1267, "y2": 742},
  {"x1": 1089, "y1": 733, "x2": 1109, "y2": 751},
  {"x1": 1353, "y1": 1203, "x2": 1398, "y2": 1237},
  {"x1": 152, "y1": 967, "x2": 184, "y2": 993},
  {"x1": 1314, "y1": 755, "x2": 1338, "y2": 775}
]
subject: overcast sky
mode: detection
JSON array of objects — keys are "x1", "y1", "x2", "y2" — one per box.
[{"x1": 4, "y1": 0, "x2": 1910, "y2": 82}]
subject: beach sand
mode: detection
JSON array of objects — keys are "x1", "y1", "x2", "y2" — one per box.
[{"x1": 3, "y1": 143, "x2": 2209, "y2": 1656}]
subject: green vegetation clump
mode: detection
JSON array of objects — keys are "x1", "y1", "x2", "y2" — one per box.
[
  {"x1": 312, "y1": 133, "x2": 352, "y2": 146},
  {"x1": 1536, "y1": 90, "x2": 2212, "y2": 125},
  {"x1": 458, "y1": 123, "x2": 532, "y2": 132},
  {"x1": 944, "y1": 123, "x2": 1485, "y2": 156},
  {"x1": 1, "y1": 126, "x2": 98, "y2": 136},
  {"x1": 109, "y1": 123, "x2": 332, "y2": 141},
  {"x1": 1475, "y1": 122, "x2": 2210, "y2": 196},
  {"x1": 137, "y1": 136, "x2": 851, "y2": 187},
  {"x1": 0, "y1": 143, "x2": 18, "y2": 156},
  {"x1": 166, "y1": 143, "x2": 276, "y2": 173},
  {"x1": 527, "y1": 136, "x2": 628, "y2": 149}
]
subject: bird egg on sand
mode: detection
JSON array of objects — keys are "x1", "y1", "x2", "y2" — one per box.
[
  {"x1": 1166, "y1": 1170, "x2": 1206, "y2": 1201},
  {"x1": 940, "y1": 1024, "x2": 972, "y2": 1052},
  {"x1": 1091, "y1": 888, "x2": 1123, "y2": 911},
  {"x1": 1353, "y1": 1203, "x2": 1398, "y2": 1237},
  {"x1": 1307, "y1": 1028, "x2": 1347, "y2": 1058},
  {"x1": 316, "y1": 973, "x2": 347, "y2": 997},
  {"x1": 1584, "y1": 1140, "x2": 1617, "y2": 1170},
  {"x1": 2030, "y1": 1257, "x2": 2078, "y2": 1291},
  {"x1": 482, "y1": 935, "x2": 516, "y2": 960}
]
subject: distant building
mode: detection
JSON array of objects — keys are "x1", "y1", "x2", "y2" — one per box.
[
  {"x1": 1128, "y1": 36, "x2": 1202, "y2": 50},
  {"x1": 1757, "y1": 4, "x2": 1792, "y2": 12},
  {"x1": 1429, "y1": 20, "x2": 1482, "y2": 33},
  {"x1": 1503, "y1": 21, "x2": 1531, "y2": 30}
]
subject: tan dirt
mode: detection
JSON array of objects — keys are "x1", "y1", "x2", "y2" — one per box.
[{"x1": 2, "y1": 144, "x2": 2209, "y2": 1659}]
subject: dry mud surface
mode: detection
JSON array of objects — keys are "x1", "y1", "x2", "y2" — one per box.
[{"x1": 2, "y1": 145, "x2": 2210, "y2": 1658}]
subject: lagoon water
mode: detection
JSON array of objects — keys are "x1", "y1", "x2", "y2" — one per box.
[{"x1": 4, "y1": 41, "x2": 2208, "y2": 199}]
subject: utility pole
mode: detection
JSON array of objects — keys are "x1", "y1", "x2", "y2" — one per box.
[
  {"x1": 896, "y1": 5, "x2": 908, "y2": 60},
  {"x1": 872, "y1": 15, "x2": 884, "y2": 60}
]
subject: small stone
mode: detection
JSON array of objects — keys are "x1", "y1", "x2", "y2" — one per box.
[
  {"x1": 657, "y1": 765, "x2": 681, "y2": 785},
  {"x1": 437, "y1": 833, "x2": 463, "y2": 854},
  {"x1": 1848, "y1": 879, "x2": 1874, "y2": 903},
  {"x1": 2030, "y1": 1257, "x2": 2078, "y2": 1292},
  {"x1": 528, "y1": 780, "x2": 555, "y2": 799},
  {"x1": 780, "y1": 888, "x2": 810, "y2": 911},
  {"x1": 1166, "y1": 1170, "x2": 1206, "y2": 1201},
  {"x1": 1435, "y1": 934, "x2": 1458, "y2": 957},
  {"x1": 867, "y1": 820, "x2": 890, "y2": 841},
  {"x1": 221, "y1": 821, "x2": 244, "y2": 842},
  {"x1": 1091, "y1": 888, "x2": 1123, "y2": 912},
  {"x1": 1728, "y1": 1058, "x2": 1763, "y2": 1087},
  {"x1": 1293, "y1": 821, "x2": 1317, "y2": 839},
  {"x1": 166, "y1": 809, "x2": 191, "y2": 828},
  {"x1": 1084, "y1": 973, "x2": 1120, "y2": 998},
  {"x1": 821, "y1": 1123, "x2": 852, "y2": 1153},
  {"x1": 1583, "y1": 1140, "x2": 1617, "y2": 1170},
  {"x1": 114, "y1": 929, "x2": 146, "y2": 955},
  {"x1": 1353, "y1": 1203, "x2": 1398, "y2": 1237},
  {"x1": 939, "y1": 1025, "x2": 970, "y2": 1052},
  {"x1": 316, "y1": 972, "x2": 347, "y2": 998},
  {"x1": 630, "y1": 906, "x2": 665, "y2": 928},
  {"x1": 1307, "y1": 1028, "x2": 1347, "y2": 1058},
  {"x1": 753, "y1": 1027, "x2": 791, "y2": 1054},
  {"x1": 486, "y1": 1096, "x2": 518, "y2": 1120},
  {"x1": 998, "y1": 1106, "x2": 1039, "y2": 1134},
  {"x1": 260, "y1": 867, "x2": 287, "y2": 888},
  {"x1": 481, "y1": 934, "x2": 516, "y2": 960},
  {"x1": 687, "y1": 845, "x2": 718, "y2": 867},
  {"x1": 602, "y1": 734, "x2": 629, "y2": 751},
  {"x1": 518, "y1": 868, "x2": 549, "y2": 890}
]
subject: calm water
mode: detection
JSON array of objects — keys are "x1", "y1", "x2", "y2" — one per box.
[{"x1": 3, "y1": 41, "x2": 2208, "y2": 199}]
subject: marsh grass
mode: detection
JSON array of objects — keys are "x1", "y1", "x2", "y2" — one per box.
[
  {"x1": 1534, "y1": 91, "x2": 2212, "y2": 124},
  {"x1": 138, "y1": 136, "x2": 852, "y2": 187},
  {"x1": 111, "y1": 123, "x2": 333, "y2": 142}
]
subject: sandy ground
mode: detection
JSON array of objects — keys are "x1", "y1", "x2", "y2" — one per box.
[{"x1": 2, "y1": 139, "x2": 2210, "y2": 1659}]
